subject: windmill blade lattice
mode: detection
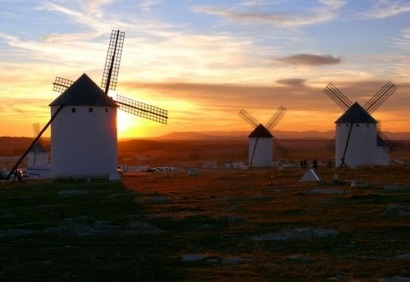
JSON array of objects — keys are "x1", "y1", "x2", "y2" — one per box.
[
  {"x1": 238, "y1": 109, "x2": 259, "y2": 128},
  {"x1": 326, "y1": 138, "x2": 336, "y2": 153},
  {"x1": 265, "y1": 106, "x2": 287, "y2": 130},
  {"x1": 53, "y1": 77, "x2": 73, "y2": 92},
  {"x1": 101, "y1": 30, "x2": 125, "y2": 94},
  {"x1": 376, "y1": 130, "x2": 397, "y2": 152},
  {"x1": 363, "y1": 81, "x2": 397, "y2": 113},
  {"x1": 33, "y1": 123, "x2": 40, "y2": 136},
  {"x1": 272, "y1": 136, "x2": 289, "y2": 157},
  {"x1": 116, "y1": 94, "x2": 168, "y2": 124},
  {"x1": 323, "y1": 83, "x2": 353, "y2": 111}
]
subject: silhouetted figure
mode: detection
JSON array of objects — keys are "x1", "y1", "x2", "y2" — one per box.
[
  {"x1": 303, "y1": 160, "x2": 308, "y2": 169},
  {"x1": 312, "y1": 158, "x2": 318, "y2": 170},
  {"x1": 328, "y1": 159, "x2": 332, "y2": 168},
  {"x1": 300, "y1": 160, "x2": 304, "y2": 169}
]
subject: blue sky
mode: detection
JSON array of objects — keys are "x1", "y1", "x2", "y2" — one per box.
[{"x1": 0, "y1": 0, "x2": 409, "y2": 138}]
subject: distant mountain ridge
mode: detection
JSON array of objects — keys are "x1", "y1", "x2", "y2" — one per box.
[{"x1": 154, "y1": 130, "x2": 410, "y2": 140}]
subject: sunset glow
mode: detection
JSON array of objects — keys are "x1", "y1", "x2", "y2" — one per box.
[{"x1": 1, "y1": 1, "x2": 409, "y2": 139}]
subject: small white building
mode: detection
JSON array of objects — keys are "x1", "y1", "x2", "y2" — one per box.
[
  {"x1": 335, "y1": 102, "x2": 389, "y2": 168},
  {"x1": 248, "y1": 124, "x2": 273, "y2": 168},
  {"x1": 49, "y1": 73, "x2": 119, "y2": 180},
  {"x1": 26, "y1": 142, "x2": 51, "y2": 177},
  {"x1": 27, "y1": 142, "x2": 49, "y2": 168}
]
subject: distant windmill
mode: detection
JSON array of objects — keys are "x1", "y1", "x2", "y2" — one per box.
[
  {"x1": 323, "y1": 81, "x2": 397, "y2": 168},
  {"x1": 6, "y1": 30, "x2": 168, "y2": 181},
  {"x1": 27, "y1": 123, "x2": 49, "y2": 169},
  {"x1": 238, "y1": 107, "x2": 288, "y2": 168}
]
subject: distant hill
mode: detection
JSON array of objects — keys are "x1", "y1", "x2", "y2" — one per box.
[
  {"x1": 154, "y1": 130, "x2": 410, "y2": 141},
  {"x1": 156, "y1": 130, "x2": 334, "y2": 140}
]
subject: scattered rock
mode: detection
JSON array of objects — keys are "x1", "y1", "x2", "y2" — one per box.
[
  {"x1": 250, "y1": 227, "x2": 338, "y2": 241},
  {"x1": 396, "y1": 253, "x2": 410, "y2": 260},
  {"x1": 379, "y1": 277, "x2": 410, "y2": 282},
  {"x1": 305, "y1": 188, "x2": 345, "y2": 195},
  {"x1": 217, "y1": 215, "x2": 245, "y2": 225},
  {"x1": 181, "y1": 254, "x2": 222, "y2": 264},
  {"x1": 0, "y1": 228, "x2": 38, "y2": 237},
  {"x1": 57, "y1": 190, "x2": 89, "y2": 198},
  {"x1": 146, "y1": 196, "x2": 172, "y2": 203},
  {"x1": 127, "y1": 221, "x2": 163, "y2": 234},
  {"x1": 224, "y1": 256, "x2": 247, "y2": 264},
  {"x1": 246, "y1": 194, "x2": 268, "y2": 201},
  {"x1": 383, "y1": 185, "x2": 408, "y2": 191},
  {"x1": 181, "y1": 254, "x2": 207, "y2": 262},
  {"x1": 384, "y1": 204, "x2": 410, "y2": 216},
  {"x1": 286, "y1": 254, "x2": 314, "y2": 263}
]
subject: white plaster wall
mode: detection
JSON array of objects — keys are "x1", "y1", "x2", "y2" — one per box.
[
  {"x1": 50, "y1": 106, "x2": 117, "y2": 179},
  {"x1": 27, "y1": 152, "x2": 49, "y2": 168},
  {"x1": 248, "y1": 137, "x2": 273, "y2": 167},
  {"x1": 335, "y1": 123, "x2": 377, "y2": 168}
]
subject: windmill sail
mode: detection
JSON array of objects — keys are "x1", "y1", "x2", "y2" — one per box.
[
  {"x1": 265, "y1": 106, "x2": 286, "y2": 130},
  {"x1": 326, "y1": 138, "x2": 336, "y2": 153},
  {"x1": 101, "y1": 30, "x2": 125, "y2": 94},
  {"x1": 116, "y1": 94, "x2": 168, "y2": 124},
  {"x1": 323, "y1": 83, "x2": 353, "y2": 111},
  {"x1": 272, "y1": 136, "x2": 289, "y2": 157},
  {"x1": 238, "y1": 109, "x2": 259, "y2": 128},
  {"x1": 364, "y1": 81, "x2": 397, "y2": 114},
  {"x1": 53, "y1": 77, "x2": 73, "y2": 92}
]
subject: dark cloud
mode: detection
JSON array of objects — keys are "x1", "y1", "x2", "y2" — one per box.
[
  {"x1": 276, "y1": 54, "x2": 342, "y2": 66},
  {"x1": 276, "y1": 78, "x2": 307, "y2": 87},
  {"x1": 122, "y1": 80, "x2": 409, "y2": 113}
]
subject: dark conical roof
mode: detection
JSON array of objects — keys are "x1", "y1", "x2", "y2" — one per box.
[
  {"x1": 49, "y1": 73, "x2": 118, "y2": 107},
  {"x1": 248, "y1": 124, "x2": 273, "y2": 138},
  {"x1": 30, "y1": 142, "x2": 47, "y2": 153},
  {"x1": 335, "y1": 102, "x2": 377, "y2": 124}
]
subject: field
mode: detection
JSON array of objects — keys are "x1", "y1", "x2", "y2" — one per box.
[{"x1": 0, "y1": 139, "x2": 409, "y2": 281}]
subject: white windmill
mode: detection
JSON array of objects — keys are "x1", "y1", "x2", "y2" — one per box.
[
  {"x1": 238, "y1": 107, "x2": 288, "y2": 168},
  {"x1": 6, "y1": 30, "x2": 168, "y2": 181},
  {"x1": 323, "y1": 82, "x2": 397, "y2": 168},
  {"x1": 26, "y1": 123, "x2": 50, "y2": 176}
]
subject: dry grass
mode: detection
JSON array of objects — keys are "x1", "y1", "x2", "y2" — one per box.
[{"x1": 0, "y1": 139, "x2": 409, "y2": 281}]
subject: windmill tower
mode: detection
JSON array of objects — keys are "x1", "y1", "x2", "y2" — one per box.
[
  {"x1": 238, "y1": 107, "x2": 288, "y2": 168},
  {"x1": 5, "y1": 30, "x2": 168, "y2": 182},
  {"x1": 323, "y1": 82, "x2": 397, "y2": 168}
]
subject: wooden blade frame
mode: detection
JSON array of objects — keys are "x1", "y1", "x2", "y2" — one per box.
[
  {"x1": 101, "y1": 30, "x2": 125, "y2": 94},
  {"x1": 116, "y1": 94, "x2": 168, "y2": 124},
  {"x1": 272, "y1": 136, "x2": 289, "y2": 157},
  {"x1": 53, "y1": 77, "x2": 73, "y2": 93},
  {"x1": 326, "y1": 138, "x2": 336, "y2": 153},
  {"x1": 363, "y1": 81, "x2": 397, "y2": 114},
  {"x1": 265, "y1": 106, "x2": 287, "y2": 130},
  {"x1": 238, "y1": 109, "x2": 259, "y2": 128},
  {"x1": 323, "y1": 83, "x2": 353, "y2": 111},
  {"x1": 377, "y1": 130, "x2": 396, "y2": 152}
]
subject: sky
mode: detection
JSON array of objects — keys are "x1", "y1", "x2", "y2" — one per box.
[{"x1": 0, "y1": 0, "x2": 409, "y2": 139}]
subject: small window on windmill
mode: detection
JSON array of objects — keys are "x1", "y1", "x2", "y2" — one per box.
[
  {"x1": 346, "y1": 124, "x2": 349, "y2": 127},
  {"x1": 366, "y1": 124, "x2": 369, "y2": 127},
  {"x1": 356, "y1": 124, "x2": 359, "y2": 127},
  {"x1": 105, "y1": 108, "x2": 109, "y2": 113},
  {"x1": 89, "y1": 108, "x2": 94, "y2": 113},
  {"x1": 71, "y1": 108, "x2": 76, "y2": 113}
]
